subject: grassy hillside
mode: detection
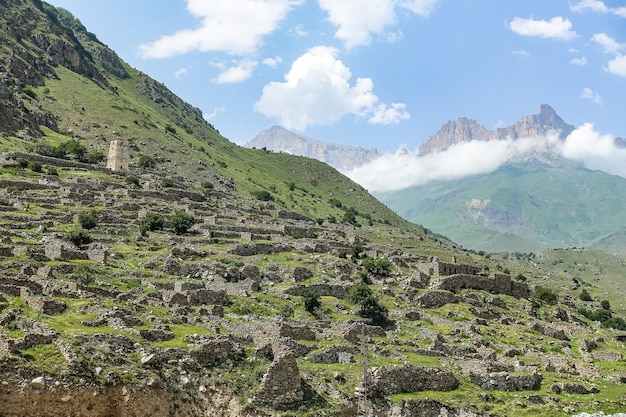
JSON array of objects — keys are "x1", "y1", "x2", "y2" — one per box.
[
  {"x1": 1, "y1": 2, "x2": 625, "y2": 416},
  {"x1": 377, "y1": 159, "x2": 626, "y2": 254}
]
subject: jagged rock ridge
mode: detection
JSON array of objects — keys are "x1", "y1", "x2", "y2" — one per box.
[
  {"x1": 418, "y1": 104, "x2": 575, "y2": 155},
  {"x1": 247, "y1": 126, "x2": 379, "y2": 171}
]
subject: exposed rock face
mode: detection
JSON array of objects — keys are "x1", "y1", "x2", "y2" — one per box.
[
  {"x1": 418, "y1": 104, "x2": 575, "y2": 155},
  {"x1": 468, "y1": 371, "x2": 542, "y2": 391},
  {"x1": 247, "y1": 126, "x2": 379, "y2": 171},
  {"x1": 390, "y1": 399, "x2": 485, "y2": 417}
]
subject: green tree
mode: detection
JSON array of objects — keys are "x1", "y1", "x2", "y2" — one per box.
[
  {"x1": 348, "y1": 284, "x2": 373, "y2": 304},
  {"x1": 78, "y1": 210, "x2": 98, "y2": 230},
  {"x1": 301, "y1": 288, "x2": 321, "y2": 315},
  {"x1": 533, "y1": 287, "x2": 558, "y2": 305},
  {"x1": 359, "y1": 296, "x2": 392, "y2": 328},
  {"x1": 139, "y1": 212, "x2": 164, "y2": 236},
  {"x1": 65, "y1": 229, "x2": 92, "y2": 247},
  {"x1": 172, "y1": 210, "x2": 195, "y2": 234},
  {"x1": 579, "y1": 289, "x2": 592, "y2": 302}
]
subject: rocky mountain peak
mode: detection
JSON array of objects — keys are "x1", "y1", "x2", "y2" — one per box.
[
  {"x1": 418, "y1": 104, "x2": 575, "y2": 156},
  {"x1": 247, "y1": 126, "x2": 379, "y2": 171}
]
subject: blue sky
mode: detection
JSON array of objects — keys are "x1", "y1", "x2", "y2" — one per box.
[{"x1": 46, "y1": 0, "x2": 625, "y2": 155}]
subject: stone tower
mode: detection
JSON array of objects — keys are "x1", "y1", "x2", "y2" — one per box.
[{"x1": 106, "y1": 138, "x2": 129, "y2": 171}]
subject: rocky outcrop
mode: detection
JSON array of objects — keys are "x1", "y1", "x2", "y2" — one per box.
[
  {"x1": 253, "y1": 347, "x2": 304, "y2": 409},
  {"x1": 468, "y1": 371, "x2": 542, "y2": 391},
  {"x1": 247, "y1": 126, "x2": 379, "y2": 171},
  {"x1": 418, "y1": 104, "x2": 575, "y2": 155}
]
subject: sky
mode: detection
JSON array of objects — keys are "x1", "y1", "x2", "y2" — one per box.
[{"x1": 44, "y1": 0, "x2": 625, "y2": 156}]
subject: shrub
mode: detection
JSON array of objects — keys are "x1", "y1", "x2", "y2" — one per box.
[
  {"x1": 78, "y1": 210, "x2": 98, "y2": 230},
  {"x1": 58, "y1": 140, "x2": 87, "y2": 160},
  {"x1": 139, "y1": 212, "x2": 164, "y2": 236},
  {"x1": 362, "y1": 256, "x2": 393, "y2": 277},
  {"x1": 172, "y1": 210, "x2": 195, "y2": 234},
  {"x1": 22, "y1": 85, "x2": 37, "y2": 99},
  {"x1": 251, "y1": 190, "x2": 272, "y2": 201},
  {"x1": 161, "y1": 178, "x2": 174, "y2": 187},
  {"x1": 533, "y1": 287, "x2": 558, "y2": 305},
  {"x1": 579, "y1": 289, "x2": 592, "y2": 302},
  {"x1": 201, "y1": 181, "x2": 214, "y2": 189},
  {"x1": 359, "y1": 296, "x2": 392, "y2": 328},
  {"x1": 125, "y1": 176, "x2": 140, "y2": 186},
  {"x1": 515, "y1": 273, "x2": 527, "y2": 281},
  {"x1": 65, "y1": 229, "x2": 92, "y2": 247},
  {"x1": 301, "y1": 288, "x2": 321, "y2": 315},
  {"x1": 601, "y1": 300, "x2": 611, "y2": 310},
  {"x1": 47, "y1": 167, "x2": 58, "y2": 176},
  {"x1": 348, "y1": 284, "x2": 373, "y2": 305},
  {"x1": 137, "y1": 154, "x2": 156, "y2": 168},
  {"x1": 27, "y1": 161, "x2": 43, "y2": 172},
  {"x1": 84, "y1": 149, "x2": 106, "y2": 164},
  {"x1": 165, "y1": 124, "x2": 177, "y2": 134},
  {"x1": 17, "y1": 158, "x2": 28, "y2": 168}
]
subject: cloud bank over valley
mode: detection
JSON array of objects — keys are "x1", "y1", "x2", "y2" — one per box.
[{"x1": 346, "y1": 123, "x2": 626, "y2": 193}]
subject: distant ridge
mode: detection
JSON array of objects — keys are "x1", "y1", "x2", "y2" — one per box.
[
  {"x1": 247, "y1": 125, "x2": 379, "y2": 171},
  {"x1": 418, "y1": 104, "x2": 575, "y2": 155}
]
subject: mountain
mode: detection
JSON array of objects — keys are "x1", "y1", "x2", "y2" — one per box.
[
  {"x1": 1, "y1": 2, "x2": 626, "y2": 417},
  {"x1": 247, "y1": 125, "x2": 379, "y2": 171},
  {"x1": 377, "y1": 157, "x2": 626, "y2": 253},
  {"x1": 418, "y1": 104, "x2": 575, "y2": 155}
]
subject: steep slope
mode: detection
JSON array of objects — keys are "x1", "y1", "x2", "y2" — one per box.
[
  {"x1": 247, "y1": 125, "x2": 379, "y2": 171},
  {"x1": 1, "y1": 2, "x2": 626, "y2": 417}
]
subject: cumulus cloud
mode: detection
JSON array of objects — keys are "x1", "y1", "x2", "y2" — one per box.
[
  {"x1": 512, "y1": 50, "x2": 530, "y2": 58},
  {"x1": 592, "y1": 33, "x2": 625, "y2": 54},
  {"x1": 318, "y1": 0, "x2": 438, "y2": 49},
  {"x1": 580, "y1": 87, "x2": 603, "y2": 104},
  {"x1": 509, "y1": 16, "x2": 577, "y2": 40},
  {"x1": 571, "y1": 0, "x2": 626, "y2": 17},
  {"x1": 204, "y1": 106, "x2": 226, "y2": 121},
  {"x1": 174, "y1": 67, "x2": 189, "y2": 79},
  {"x1": 606, "y1": 54, "x2": 626, "y2": 76},
  {"x1": 139, "y1": 0, "x2": 303, "y2": 58},
  {"x1": 571, "y1": 56, "x2": 588, "y2": 66},
  {"x1": 212, "y1": 60, "x2": 257, "y2": 84},
  {"x1": 263, "y1": 56, "x2": 283, "y2": 68},
  {"x1": 346, "y1": 125, "x2": 626, "y2": 192},
  {"x1": 254, "y1": 46, "x2": 410, "y2": 130}
]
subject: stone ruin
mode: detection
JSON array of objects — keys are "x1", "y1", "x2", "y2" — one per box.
[{"x1": 106, "y1": 137, "x2": 129, "y2": 172}]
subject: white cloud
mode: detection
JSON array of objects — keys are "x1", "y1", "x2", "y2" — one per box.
[
  {"x1": 509, "y1": 16, "x2": 577, "y2": 41},
  {"x1": 212, "y1": 60, "x2": 257, "y2": 84},
  {"x1": 262, "y1": 56, "x2": 283, "y2": 68},
  {"x1": 592, "y1": 33, "x2": 625, "y2": 54},
  {"x1": 204, "y1": 106, "x2": 226, "y2": 121},
  {"x1": 254, "y1": 46, "x2": 409, "y2": 130},
  {"x1": 347, "y1": 125, "x2": 626, "y2": 192},
  {"x1": 571, "y1": 0, "x2": 626, "y2": 17},
  {"x1": 570, "y1": 0, "x2": 609, "y2": 13},
  {"x1": 317, "y1": 0, "x2": 439, "y2": 49},
  {"x1": 139, "y1": 0, "x2": 303, "y2": 58},
  {"x1": 606, "y1": 54, "x2": 626, "y2": 76},
  {"x1": 174, "y1": 67, "x2": 189, "y2": 79},
  {"x1": 580, "y1": 87, "x2": 603, "y2": 104},
  {"x1": 512, "y1": 49, "x2": 530, "y2": 58},
  {"x1": 571, "y1": 56, "x2": 588, "y2": 66},
  {"x1": 368, "y1": 103, "x2": 410, "y2": 124},
  {"x1": 560, "y1": 123, "x2": 626, "y2": 176},
  {"x1": 347, "y1": 135, "x2": 562, "y2": 192},
  {"x1": 318, "y1": 0, "x2": 397, "y2": 49},
  {"x1": 398, "y1": 0, "x2": 439, "y2": 17}
]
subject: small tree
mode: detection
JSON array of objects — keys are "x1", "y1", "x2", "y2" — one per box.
[
  {"x1": 65, "y1": 228, "x2": 92, "y2": 247},
  {"x1": 579, "y1": 289, "x2": 592, "y2": 302},
  {"x1": 359, "y1": 296, "x2": 392, "y2": 328},
  {"x1": 349, "y1": 284, "x2": 373, "y2": 305},
  {"x1": 172, "y1": 210, "x2": 195, "y2": 234},
  {"x1": 301, "y1": 288, "x2": 321, "y2": 315},
  {"x1": 533, "y1": 287, "x2": 558, "y2": 305},
  {"x1": 601, "y1": 300, "x2": 611, "y2": 310},
  {"x1": 78, "y1": 210, "x2": 98, "y2": 230},
  {"x1": 139, "y1": 212, "x2": 164, "y2": 236}
]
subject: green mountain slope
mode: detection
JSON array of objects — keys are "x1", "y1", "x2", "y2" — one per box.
[
  {"x1": 1, "y1": 2, "x2": 626, "y2": 416},
  {"x1": 377, "y1": 157, "x2": 626, "y2": 254}
]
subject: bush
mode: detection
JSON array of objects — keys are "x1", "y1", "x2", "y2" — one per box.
[
  {"x1": 137, "y1": 154, "x2": 156, "y2": 168},
  {"x1": 58, "y1": 140, "x2": 87, "y2": 160},
  {"x1": 301, "y1": 288, "x2": 321, "y2": 315},
  {"x1": 579, "y1": 289, "x2": 592, "y2": 301},
  {"x1": 348, "y1": 284, "x2": 373, "y2": 305},
  {"x1": 125, "y1": 176, "x2": 140, "y2": 186},
  {"x1": 601, "y1": 300, "x2": 611, "y2": 310},
  {"x1": 139, "y1": 212, "x2": 164, "y2": 236},
  {"x1": 359, "y1": 296, "x2": 392, "y2": 328},
  {"x1": 533, "y1": 287, "x2": 558, "y2": 305},
  {"x1": 161, "y1": 178, "x2": 174, "y2": 187},
  {"x1": 27, "y1": 161, "x2": 43, "y2": 172},
  {"x1": 84, "y1": 149, "x2": 106, "y2": 164},
  {"x1": 362, "y1": 256, "x2": 393, "y2": 277},
  {"x1": 172, "y1": 210, "x2": 195, "y2": 234},
  {"x1": 251, "y1": 190, "x2": 272, "y2": 201},
  {"x1": 65, "y1": 229, "x2": 92, "y2": 247},
  {"x1": 47, "y1": 167, "x2": 58, "y2": 176},
  {"x1": 165, "y1": 124, "x2": 177, "y2": 134},
  {"x1": 201, "y1": 181, "x2": 214, "y2": 189},
  {"x1": 78, "y1": 210, "x2": 98, "y2": 230}
]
